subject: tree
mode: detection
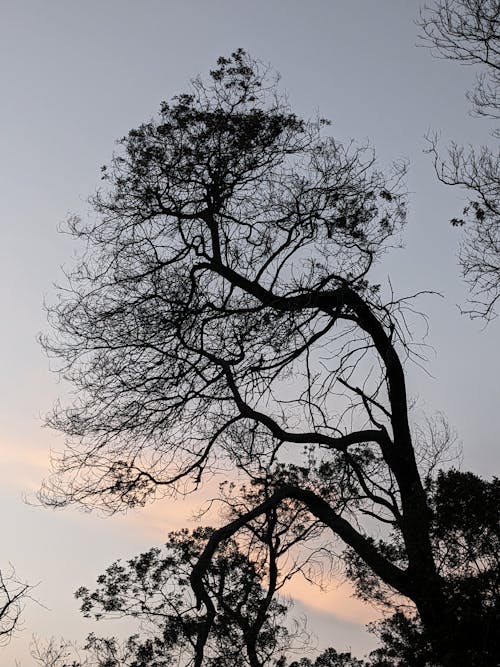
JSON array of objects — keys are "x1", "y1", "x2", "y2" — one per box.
[
  {"x1": 29, "y1": 520, "x2": 304, "y2": 667},
  {"x1": 349, "y1": 468, "x2": 500, "y2": 666},
  {"x1": 290, "y1": 468, "x2": 499, "y2": 666},
  {"x1": 75, "y1": 526, "x2": 297, "y2": 667},
  {"x1": 0, "y1": 565, "x2": 31, "y2": 646},
  {"x1": 30, "y1": 634, "x2": 131, "y2": 667},
  {"x1": 418, "y1": 0, "x2": 500, "y2": 319},
  {"x1": 288, "y1": 648, "x2": 365, "y2": 667},
  {"x1": 41, "y1": 50, "x2": 496, "y2": 665},
  {"x1": 30, "y1": 636, "x2": 88, "y2": 667}
]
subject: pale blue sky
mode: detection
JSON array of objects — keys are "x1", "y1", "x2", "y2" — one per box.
[{"x1": 0, "y1": 1, "x2": 498, "y2": 663}]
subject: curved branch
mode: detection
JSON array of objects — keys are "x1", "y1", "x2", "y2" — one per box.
[
  {"x1": 210, "y1": 258, "x2": 411, "y2": 451},
  {"x1": 222, "y1": 361, "x2": 390, "y2": 452}
]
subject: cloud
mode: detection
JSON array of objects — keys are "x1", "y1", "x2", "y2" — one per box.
[
  {"x1": 0, "y1": 436, "x2": 52, "y2": 490},
  {"x1": 284, "y1": 574, "x2": 377, "y2": 625}
]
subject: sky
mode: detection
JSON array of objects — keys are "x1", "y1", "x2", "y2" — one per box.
[{"x1": 0, "y1": 1, "x2": 498, "y2": 664}]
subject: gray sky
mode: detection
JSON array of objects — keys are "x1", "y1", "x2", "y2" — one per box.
[{"x1": 0, "y1": 1, "x2": 498, "y2": 663}]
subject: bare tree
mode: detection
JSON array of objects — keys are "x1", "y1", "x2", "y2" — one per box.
[
  {"x1": 0, "y1": 566, "x2": 30, "y2": 645},
  {"x1": 30, "y1": 636, "x2": 84, "y2": 667},
  {"x1": 41, "y1": 50, "x2": 495, "y2": 665},
  {"x1": 418, "y1": 0, "x2": 500, "y2": 319},
  {"x1": 30, "y1": 635, "x2": 124, "y2": 667}
]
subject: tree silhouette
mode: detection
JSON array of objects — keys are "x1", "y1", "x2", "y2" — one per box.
[
  {"x1": 418, "y1": 0, "x2": 500, "y2": 319},
  {"x1": 75, "y1": 525, "x2": 298, "y2": 667},
  {"x1": 288, "y1": 648, "x2": 365, "y2": 667},
  {"x1": 350, "y1": 469, "x2": 500, "y2": 666},
  {"x1": 41, "y1": 50, "x2": 496, "y2": 665},
  {"x1": 0, "y1": 566, "x2": 30, "y2": 646}
]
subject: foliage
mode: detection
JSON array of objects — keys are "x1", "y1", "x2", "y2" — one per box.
[
  {"x1": 31, "y1": 471, "x2": 499, "y2": 666},
  {"x1": 345, "y1": 469, "x2": 500, "y2": 666},
  {"x1": 288, "y1": 647, "x2": 366, "y2": 667}
]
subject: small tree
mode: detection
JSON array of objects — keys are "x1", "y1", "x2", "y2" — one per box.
[
  {"x1": 42, "y1": 50, "x2": 497, "y2": 665},
  {"x1": 75, "y1": 525, "x2": 298, "y2": 667},
  {"x1": 418, "y1": 0, "x2": 500, "y2": 319},
  {"x1": 0, "y1": 566, "x2": 30, "y2": 646},
  {"x1": 31, "y1": 636, "x2": 89, "y2": 667},
  {"x1": 288, "y1": 648, "x2": 365, "y2": 667}
]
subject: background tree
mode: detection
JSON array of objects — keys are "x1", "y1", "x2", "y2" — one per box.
[
  {"x1": 346, "y1": 468, "x2": 500, "y2": 666},
  {"x1": 288, "y1": 647, "x2": 365, "y2": 667},
  {"x1": 0, "y1": 566, "x2": 31, "y2": 646},
  {"x1": 29, "y1": 518, "x2": 304, "y2": 667},
  {"x1": 30, "y1": 636, "x2": 88, "y2": 667},
  {"x1": 41, "y1": 50, "x2": 496, "y2": 665},
  {"x1": 30, "y1": 634, "x2": 132, "y2": 667},
  {"x1": 75, "y1": 524, "x2": 298, "y2": 667},
  {"x1": 418, "y1": 0, "x2": 500, "y2": 319}
]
